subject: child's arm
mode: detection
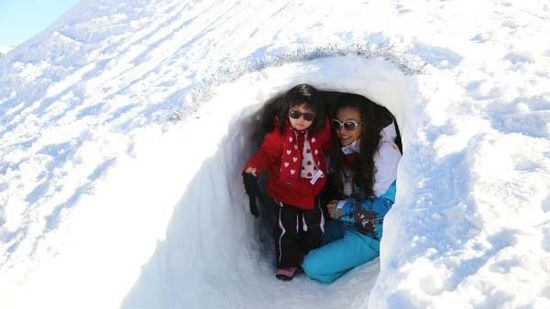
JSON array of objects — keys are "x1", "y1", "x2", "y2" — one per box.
[{"x1": 243, "y1": 131, "x2": 281, "y2": 175}]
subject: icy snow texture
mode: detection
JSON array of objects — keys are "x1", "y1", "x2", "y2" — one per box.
[
  {"x1": 0, "y1": 46, "x2": 13, "y2": 56},
  {"x1": 1, "y1": 0, "x2": 550, "y2": 309}
]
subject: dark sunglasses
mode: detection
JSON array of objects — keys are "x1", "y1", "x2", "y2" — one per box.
[
  {"x1": 289, "y1": 110, "x2": 315, "y2": 121},
  {"x1": 332, "y1": 119, "x2": 362, "y2": 131}
]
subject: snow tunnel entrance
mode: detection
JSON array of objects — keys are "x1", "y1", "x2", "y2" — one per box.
[
  {"x1": 122, "y1": 55, "x2": 416, "y2": 309},
  {"x1": 246, "y1": 87, "x2": 404, "y2": 269}
]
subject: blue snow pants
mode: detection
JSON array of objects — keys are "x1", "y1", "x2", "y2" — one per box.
[{"x1": 301, "y1": 219, "x2": 380, "y2": 283}]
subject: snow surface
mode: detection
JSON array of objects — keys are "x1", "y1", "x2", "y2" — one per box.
[
  {"x1": 0, "y1": 46, "x2": 13, "y2": 56},
  {"x1": 1, "y1": 0, "x2": 550, "y2": 308}
]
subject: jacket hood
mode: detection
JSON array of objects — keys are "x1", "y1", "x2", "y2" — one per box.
[{"x1": 380, "y1": 122, "x2": 397, "y2": 143}]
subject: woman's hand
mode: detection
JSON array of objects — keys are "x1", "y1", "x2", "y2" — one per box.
[{"x1": 326, "y1": 200, "x2": 341, "y2": 219}]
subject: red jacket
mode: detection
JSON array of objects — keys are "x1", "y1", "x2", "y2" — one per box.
[{"x1": 244, "y1": 120, "x2": 331, "y2": 209}]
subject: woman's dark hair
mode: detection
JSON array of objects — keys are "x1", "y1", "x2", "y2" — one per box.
[
  {"x1": 260, "y1": 84, "x2": 325, "y2": 135},
  {"x1": 330, "y1": 93, "x2": 402, "y2": 199}
]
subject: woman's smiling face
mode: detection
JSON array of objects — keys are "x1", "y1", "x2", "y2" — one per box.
[{"x1": 334, "y1": 106, "x2": 362, "y2": 146}]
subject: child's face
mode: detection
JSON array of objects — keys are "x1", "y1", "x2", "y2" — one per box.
[{"x1": 288, "y1": 104, "x2": 315, "y2": 131}]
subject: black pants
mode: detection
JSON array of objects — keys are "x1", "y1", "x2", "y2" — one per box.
[{"x1": 273, "y1": 201, "x2": 324, "y2": 268}]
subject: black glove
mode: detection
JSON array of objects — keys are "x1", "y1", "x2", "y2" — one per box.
[{"x1": 242, "y1": 172, "x2": 261, "y2": 217}]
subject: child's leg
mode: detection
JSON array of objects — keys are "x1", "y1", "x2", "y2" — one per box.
[
  {"x1": 273, "y1": 205, "x2": 302, "y2": 268},
  {"x1": 302, "y1": 227, "x2": 380, "y2": 283},
  {"x1": 300, "y1": 203, "x2": 325, "y2": 252}
]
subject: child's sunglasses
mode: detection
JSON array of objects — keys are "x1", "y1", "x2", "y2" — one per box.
[
  {"x1": 289, "y1": 110, "x2": 315, "y2": 121},
  {"x1": 332, "y1": 119, "x2": 362, "y2": 131}
]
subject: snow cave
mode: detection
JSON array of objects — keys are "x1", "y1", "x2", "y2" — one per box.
[{"x1": 120, "y1": 55, "x2": 416, "y2": 308}]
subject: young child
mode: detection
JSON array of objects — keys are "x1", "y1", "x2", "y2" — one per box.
[{"x1": 242, "y1": 84, "x2": 331, "y2": 281}]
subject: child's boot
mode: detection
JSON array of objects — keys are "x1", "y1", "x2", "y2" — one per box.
[{"x1": 276, "y1": 267, "x2": 297, "y2": 281}]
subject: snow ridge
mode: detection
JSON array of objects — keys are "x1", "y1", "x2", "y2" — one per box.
[{"x1": 173, "y1": 41, "x2": 426, "y2": 118}]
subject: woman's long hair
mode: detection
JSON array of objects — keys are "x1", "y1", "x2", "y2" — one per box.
[
  {"x1": 330, "y1": 93, "x2": 402, "y2": 199},
  {"x1": 260, "y1": 84, "x2": 325, "y2": 135}
]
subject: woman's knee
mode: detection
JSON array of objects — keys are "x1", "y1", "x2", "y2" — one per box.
[
  {"x1": 302, "y1": 254, "x2": 340, "y2": 283},
  {"x1": 302, "y1": 250, "x2": 321, "y2": 274}
]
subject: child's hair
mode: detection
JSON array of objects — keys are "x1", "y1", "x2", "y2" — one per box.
[
  {"x1": 330, "y1": 93, "x2": 402, "y2": 199},
  {"x1": 261, "y1": 84, "x2": 326, "y2": 135}
]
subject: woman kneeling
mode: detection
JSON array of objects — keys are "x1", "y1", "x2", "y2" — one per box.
[{"x1": 302, "y1": 93, "x2": 402, "y2": 283}]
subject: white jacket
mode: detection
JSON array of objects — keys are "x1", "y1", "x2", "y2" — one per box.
[
  {"x1": 340, "y1": 121, "x2": 401, "y2": 197},
  {"x1": 373, "y1": 122, "x2": 401, "y2": 197}
]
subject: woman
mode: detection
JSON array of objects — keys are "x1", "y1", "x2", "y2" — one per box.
[{"x1": 301, "y1": 93, "x2": 402, "y2": 283}]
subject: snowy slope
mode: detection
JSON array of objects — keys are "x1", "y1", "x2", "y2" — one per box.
[
  {"x1": 1, "y1": 0, "x2": 550, "y2": 308},
  {"x1": 0, "y1": 46, "x2": 13, "y2": 56}
]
